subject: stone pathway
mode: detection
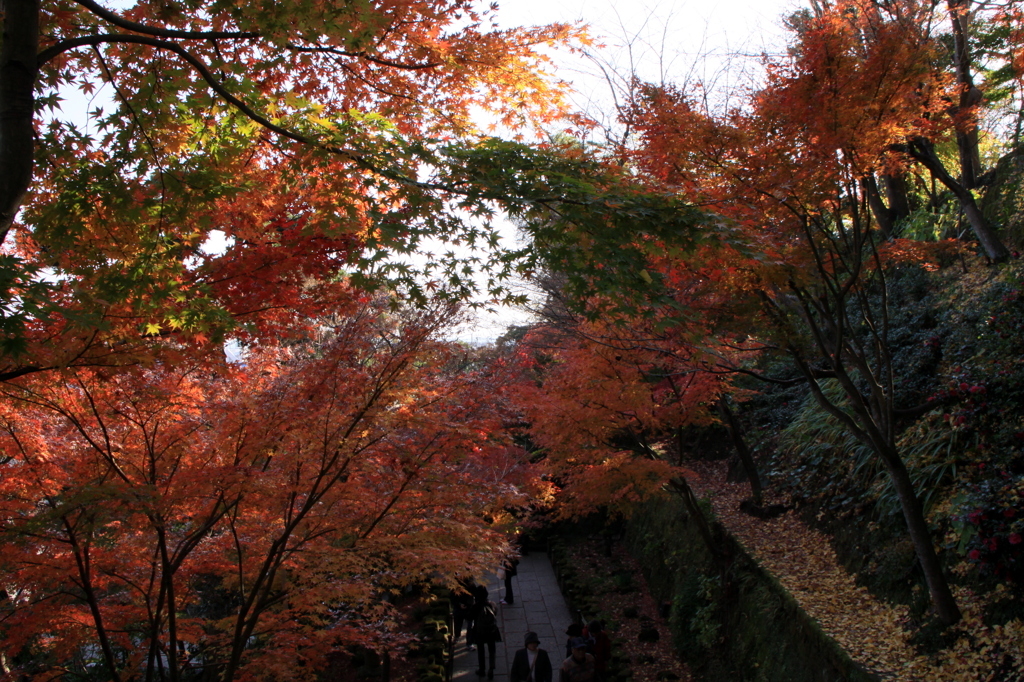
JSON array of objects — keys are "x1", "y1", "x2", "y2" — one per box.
[{"x1": 451, "y1": 552, "x2": 573, "y2": 681}]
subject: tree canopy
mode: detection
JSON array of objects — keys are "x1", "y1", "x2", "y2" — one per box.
[{"x1": 4, "y1": 0, "x2": 1024, "y2": 678}]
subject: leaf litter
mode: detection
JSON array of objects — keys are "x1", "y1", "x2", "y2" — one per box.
[{"x1": 689, "y1": 460, "x2": 1024, "y2": 681}]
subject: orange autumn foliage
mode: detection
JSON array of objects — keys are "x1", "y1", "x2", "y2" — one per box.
[
  {"x1": 511, "y1": 314, "x2": 730, "y2": 521},
  {"x1": 3, "y1": 0, "x2": 588, "y2": 371},
  {"x1": 0, "y1": 296, "x2": 537, "y2": 681}
]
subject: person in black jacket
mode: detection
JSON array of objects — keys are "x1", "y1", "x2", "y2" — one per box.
[
  {"x1": 453, "y1": 577, "x2": 477, "y2": 648},
  {"x1": 472, "y1": 599, "x2": 501, "y2": 679},
  {"x1": 501, "y1": 552, "x2": 519, "y2": 605},
  {"x1": 510, "y1": 631, "x2": 553, "y2": 682}
]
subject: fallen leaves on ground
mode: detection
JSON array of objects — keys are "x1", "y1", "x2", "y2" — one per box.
[{"x1": 689, "y1": 460, "x2": 1024, "y2": 681}]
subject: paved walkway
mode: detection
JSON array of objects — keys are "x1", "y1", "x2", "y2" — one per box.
[{"x1": 452, "y1": 552, "x2": 573, "y2": 681}]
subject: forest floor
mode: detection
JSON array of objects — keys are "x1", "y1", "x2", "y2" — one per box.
[{"x1": 689, "y1": 460, "x2": 1024, "y2": 682}]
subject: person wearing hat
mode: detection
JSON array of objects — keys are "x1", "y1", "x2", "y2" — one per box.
[
  {"x1": 510, "y1": 631, "x2": 553, "y2": 682},
  {"x1": 562, "y1": 622, "x2": 584, "y2": 660},
  {"x1": 559, "y1": 636, "x2": 595, "y2": 682}
]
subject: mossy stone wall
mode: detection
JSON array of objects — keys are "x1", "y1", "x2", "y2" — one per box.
[{"x1": 625, "y1": 495, "x2": 879, "y2": 682}]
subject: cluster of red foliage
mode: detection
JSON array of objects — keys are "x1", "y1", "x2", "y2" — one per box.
[{"x1": 0, "y1": 298, "x2": 544, "y2": 680}]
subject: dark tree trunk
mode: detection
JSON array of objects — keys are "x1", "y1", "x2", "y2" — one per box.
[
  {"x1": 907, "y1": 137, "x2": 1009, "y2": 262},
  {"x1": 791, "y1": 355, "x2": 963, "y2": 625},
  {"x1": 947, "y1": 0, "x2": 984, "y2": 189},
  {"x1": 878, "y1": 445, "x2": 962, "y2": 625},
  {"x1": 881, "y1": 173, "x2": 912, "y2": 218},
  {"x1": 862, "y1": 175, "x2": 895, "y2": 239},
  {"x1": 0, "y1": 0, "x2": 40, "y2": 240},
  {"x1": 862, "y1": 173, "x2": 912, "y2": 239},
  {"x1": 716, "y1": 397, "x2": 762, "y2": 504}
]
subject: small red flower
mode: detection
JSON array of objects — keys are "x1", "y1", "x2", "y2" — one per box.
[
  {"x1": 969, "y1": 549, "x2": 982, "y2": 560},
  {"x1": 1010, "y1": 534, "x2": 1022, "y2": 546}
]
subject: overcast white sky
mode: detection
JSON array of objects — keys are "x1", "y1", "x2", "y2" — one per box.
[
  {"x1": 455, "y1": 0, "x2": 801, "y2": 344},
  {"x1": 498, "y1": 0, "x2": 798, "y2": 101}
]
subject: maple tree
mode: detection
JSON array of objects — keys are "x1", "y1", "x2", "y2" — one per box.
[
  {"x1": 773, "y1": 0, "x2": 1017, "y2": 262},
  {"x1": 0, "y1": 294, "x2": 539, "y2": 681},
  {"x1": 3, "y1": 0, "x2": 1023, "y2": 675},
  {"x1": 598, "y1": 0, "x2": 991, "y2": 625},
  {"x1": 0, "y1": 0, "x2": 588, "y2": 367},
  {"x1": 509, "y1": 296, "x2": 748, "y2": 572},
  {"x1": 593, "y1": 0, "x2": 1024, "y2": 622},
  {"x1": 0, "y1": 2, "x2": 720, "y2": 677}
]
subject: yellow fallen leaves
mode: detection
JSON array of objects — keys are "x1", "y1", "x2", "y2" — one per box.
[{"x1": 691, "y1": 461, "x2": 1024, "y2": 682}]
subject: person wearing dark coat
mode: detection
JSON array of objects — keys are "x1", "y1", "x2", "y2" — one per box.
[
  {"x1": 501, "y1": 553, "x2": 519, "y2": 605},
  {"x1": 585, "y1": 620, "x2": 611, "y2": 681},
  {"x1": 510, "y1": 631, "x2": 553, "y2": 682},
  {"x1": 467, "y1": 580, "x2": 490, "y2": 649},
  {"x1": 453, "y1": 577, "x2": 477, "y2": 647},
  {"x1": 472, "y1": 599, "x2": 502, "y2": 679},
  {"x1": 472, "y1": 580, "x2": 490, "y2": 609}
]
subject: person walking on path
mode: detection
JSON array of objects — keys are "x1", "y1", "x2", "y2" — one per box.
[
  {"x1": 468, "y1": 578, "x2": 490, "y2": 650},
  {"x1": 501, "y1": 552, "x2": 519, "y2": 605},
  {"x1": 510, "y1": 631, "x2": 553, "y2": 682},
  {"x1": 453, "y1": 577, "x2": 477, "y2": 649},
  {"x1": 451, "y1": 551, "x2": 573, "y2": 679},
  {"x1": 559, "y1": 637, "x2": 595, "y2": 682},
  {"x1": 473, "y1": 598, "x2": 502, "y2": 679}
]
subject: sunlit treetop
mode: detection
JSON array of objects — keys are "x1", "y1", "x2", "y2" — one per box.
[{"x1": 0, "y1": 0, "x2": 590, "y2": 364}]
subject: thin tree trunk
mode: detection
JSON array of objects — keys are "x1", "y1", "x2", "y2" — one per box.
[
  {"x1": 879, "y1": 447, "x2": 962, "y2": 625},
  {"x1": 158, "y1": 527, "x2": 181, "y2": 682},
  {"x1": 794, "y1": 360, "x2": 963, "y2": 625},
  {"x1": 907, "y1": 138, "x2": 1009, "y2": 262},
  {"x1": 65, "y1": 518, "x2": 123, "y2": 682},
  {"x1": 0, "y1": 0, "x2": 40, "y2": 239},
  {"x1": 947, "y1": 0, "x2": 984, "y2": 189},
  {"x1": 779, "y1": 282, "x2": 963, "y2": 625},
  {"x1": 716, "y1": 397, "x2": 762, "y2": 504}
]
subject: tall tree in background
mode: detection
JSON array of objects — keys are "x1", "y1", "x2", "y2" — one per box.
[
  {"x1": 624, "y1": 0, "x2": 975, "y2": 623},
  {"x1": 947, "y1": 0, "x2": 985, "y2": 188},
  {"x1": 793, "y1": 0, "x2": 1011, "y2": 261}
]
